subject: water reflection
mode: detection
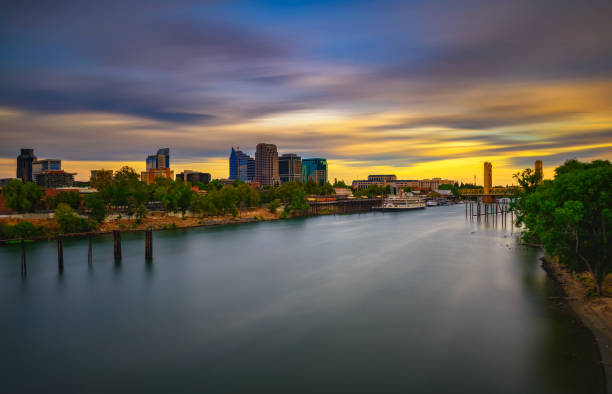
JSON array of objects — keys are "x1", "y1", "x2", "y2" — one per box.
[{"x1": 0, "y1": 206, "x2": 604, "y2": 394}]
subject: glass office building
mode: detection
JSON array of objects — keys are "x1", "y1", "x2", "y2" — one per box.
[
  {"x1": 302, "y1": 158, "x2": 328, "y2": 186},
  {"x1": 229, "y1": 147, "x2": 255, "y2": 181}
]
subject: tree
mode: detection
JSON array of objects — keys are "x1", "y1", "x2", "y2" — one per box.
[
  {"x1": 84, "y1": 193, "x2": 107, "y2": 223},
  {"x1": 55, "y1": 190, "x2": 82, "y2": 209},
  {"x1": 304, "y1": 179, "x2": 319, "y2": 195},
  {"x1": 333, "y1": 180, "x2": 348, "y2": 188},
  {"x1": 55, "y1": 203, "x2": 94, "y2": 233},
  {"x1": 286, "y1": 188, "x2": 309, "y2": 216},
  {"x1": 513, "y1": 168, "x2": 541, "y2": 196},
  {"x1": 267, "y1": 198, "x2": 281, "y2": 213},
  {"x1": 90, "y1": 169, "x2": 113, "y2": 191},
  {"x1": 320, "y1": 182, "x2": 335, "y2": 195},
  {"x1": 514, "y1": 160, "x2": 612, "y2": 294},
  {"x1": 1, "y1": 180, "x2": 44, "y2": 213},
  {"x1": 207, "y1": 179, "x2": 223, "y2": 191}
]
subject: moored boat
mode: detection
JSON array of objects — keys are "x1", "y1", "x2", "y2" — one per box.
[{"x1": 375, "y1": 195, "x2": 426, "y2": 211}]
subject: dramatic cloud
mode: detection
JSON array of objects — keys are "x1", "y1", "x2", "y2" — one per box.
[{"x1": 1, "y1": 0, "x2": 611, "y2": 183}]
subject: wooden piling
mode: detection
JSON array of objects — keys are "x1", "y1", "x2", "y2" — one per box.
[
  {"x1": 88, "y1": 234, "x2": 92, "y2": 265},
  {"x1": 20, "y1": 238, "x2": 26, "y2": 277},
  {"x1": 57, "y1": 237, "x2": 64, "y2": 271},
  {"x1": 113, "y1": 230, "x2": 122, "y2": 260},
  {"x1": 145, "y1": 228, "x2": 153, "y2": 260}
]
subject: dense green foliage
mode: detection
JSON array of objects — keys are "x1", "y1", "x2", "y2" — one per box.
[
  {"x1": 353, "y1": 184, "x2": 390, "y2": 197},
  {"x1": 438, "y1": 183, "x2": 460, "y2": 197},
  {"x1": 267, "y1": 198, "x2": 281, "y2": 213},
  {"x1": 54, "y1": 190, "x2": 82, "y2": 209},
  {"x1": 1, "y1": 180, "x2": 44, "y2": 213},
  {"x1": 54, "y1": 203, "x2": 95, "y2": 234},
  {"x1": 514, "y1": 160, "x2": 612, "y2": 294},
  {"x1": 84, "y1": 193, "x2": 107, "y2": 222},
  {"x1": 0, "y1": 221, "x2": 47, "y2": 240}
]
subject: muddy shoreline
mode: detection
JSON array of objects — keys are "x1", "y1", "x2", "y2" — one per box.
[{"x1": 541, "y1": 257, "x2": 612, "y2": 393}]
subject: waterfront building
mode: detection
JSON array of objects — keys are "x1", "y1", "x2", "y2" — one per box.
[
  {"x1": 177, "y1": 171, "x2": 211, "y2": 184},
  {"x1": 352, "y1": 175, "x2": 419, "y2": 190},
  {"x1": 302, "y1": 158, "x2": 328, "y2": 186},
  {"x1": 141, "y1": 168, "x2": 174, "y2": 184},
  {"x1": 229, "y1": 147, "x2": 255, "y2": 181},
  {"x1": 483, "y1": 162, "x2": 493, "y2": 194},
  {"x1": 368, "y1": 175, "x2": 397, "y2": 183},
  {"x1": 255, "y1": 143, "x2": 280, "y2": 186},
  {"x1": 535, "y1": 160, "x2": 543, "y2": 183},
  {"x1": 35, "y1": 170, "x2": 75, "y2": 188},
  {"x1": 16, "y1": 148, "x2": 36, "y2": 182},
  {"x1": 141, "y1": 148, "x2": 173, "y2": 184},
  {"x1": 334, "y1": 188, "x2": 353, "y2": 197},
  {"x1": 279, "y1": 153, "x2": 302, "y2": 183},
  {"x1": 418, "y1": 178, "x2": 455, "y2": 191}
]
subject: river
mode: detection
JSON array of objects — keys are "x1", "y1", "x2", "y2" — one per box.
[{"x1": 0, "y1": 205, "x2": 605, "y2": 393}]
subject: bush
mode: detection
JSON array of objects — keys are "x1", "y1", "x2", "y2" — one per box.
[
  {"x1": 267, "y1": 198, "x2": 281, "y2": 213},
  {"x1": 0, "y1": 221, "x2": 46, "y2": 240},
  {"x1": 55, "y1": 203, "x2": 95, "y2": 234}
]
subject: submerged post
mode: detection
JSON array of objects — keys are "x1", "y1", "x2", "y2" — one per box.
[
  {"x1": 113, "y1": 230, "x2": 122, "y2": 260},
  {"x1": 88, "y1": 234, "x2": 93, "y2": 265},
  {"x1": 145, "y1": 227, "x2": 153, "y2": 260},
  {"x1": 57, "y1": 237, "x2": 64, "y2": 272},
  {"x1": 20, "y1": 238, "x2": 27, "y2": 277}
]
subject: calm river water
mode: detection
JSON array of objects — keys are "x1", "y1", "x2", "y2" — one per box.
[{"x1": 0, "y1": 205, "x2": 605, "y2": 393}]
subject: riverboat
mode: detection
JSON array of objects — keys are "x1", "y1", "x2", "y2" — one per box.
[{"x1": 375, "y1": 195, "x2": 426, "y2": 211}]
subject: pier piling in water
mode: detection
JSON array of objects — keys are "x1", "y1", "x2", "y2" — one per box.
[
  {"x1": 145, "y1": 228, "x2": 153, "y2": 260},
  {"x1": 57, "y1": 237, "x2": 64, "y2": 272},
  {"x1": 113, "y1": 230, "x2": 122, "y2": 260},
  {"x1": 20, "y1": 239, "x2": 26, "y2": 277},
  {"x1": 88, "y1": 234, "x2": 92, "y2": 265}
]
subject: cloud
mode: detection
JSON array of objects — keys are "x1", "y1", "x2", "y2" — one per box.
[{"x1": 1, "y1": 0, "x2": 612, "y2": 183}]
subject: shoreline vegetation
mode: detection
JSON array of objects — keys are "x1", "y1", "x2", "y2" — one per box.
[
  {"x1": 514, "y1": 159, "x2": 612, "y2": 391},
  {"x1": 0, "y1": 207, "x2": 284, "y2": 244}
]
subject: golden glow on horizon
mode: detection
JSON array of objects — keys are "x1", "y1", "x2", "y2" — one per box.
[{"x1": 1, "y1": 78, "x2": 611, "y2": 185}]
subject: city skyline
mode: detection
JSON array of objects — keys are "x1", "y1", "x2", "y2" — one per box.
[{"x1": 1, "y1": 1, "x2": 611, "y2": 184}]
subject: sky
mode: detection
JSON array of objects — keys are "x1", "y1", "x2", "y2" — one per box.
[{"x1": 1, "y1": 0, "x2": 611, "y2": 185}]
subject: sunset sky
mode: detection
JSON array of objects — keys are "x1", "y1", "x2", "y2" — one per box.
[{"x1": 1, "y1": 0, "x2": 611, "y2": 184}]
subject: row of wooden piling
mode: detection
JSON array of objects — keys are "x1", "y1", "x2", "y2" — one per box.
[
  {"x1": 465, "y1": 200, "x2": 513, "y2": 227},
  {"x1": 19, "y1": 228, "x2": 154, "y2": 278}
]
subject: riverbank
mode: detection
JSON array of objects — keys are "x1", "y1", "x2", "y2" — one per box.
[
  {"x1": 541, "y1": 257, "x2": 612, "y2": 392},
  {"x1": 0, "y1": 208, "x2": 283, "y2": 243}
]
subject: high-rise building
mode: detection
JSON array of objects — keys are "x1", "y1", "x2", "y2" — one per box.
[
  {"x1": 16, "y1": 149, "x2": 36, "y2": 182},
  {"x1": 535, "y1": 160, "x2": 543, "y2": 183},
  {"x1": 141, "y1": 148, "x2": 173, "y2": 184},
  {"x1": 229, "y1": 147, "x2": 256, "y2": 181},
  {"x1": 146, "y1": 155, "x2": 158, "y2": 170},
  {"x1": 483, "y1": 162, "x2": 492, "y2": 194},
  {"x1": 302, "y1": 158, "x2": 328, "y2": 186},
  {"x1": 278, "y1": 153, "x2": 302, "y2": 183},
  {"x1": 157, "y1": 148, "x2": 170, "y2": 169},
  {"x1": 255, "y1": 143, "x2": 280, "y2": 186}
]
